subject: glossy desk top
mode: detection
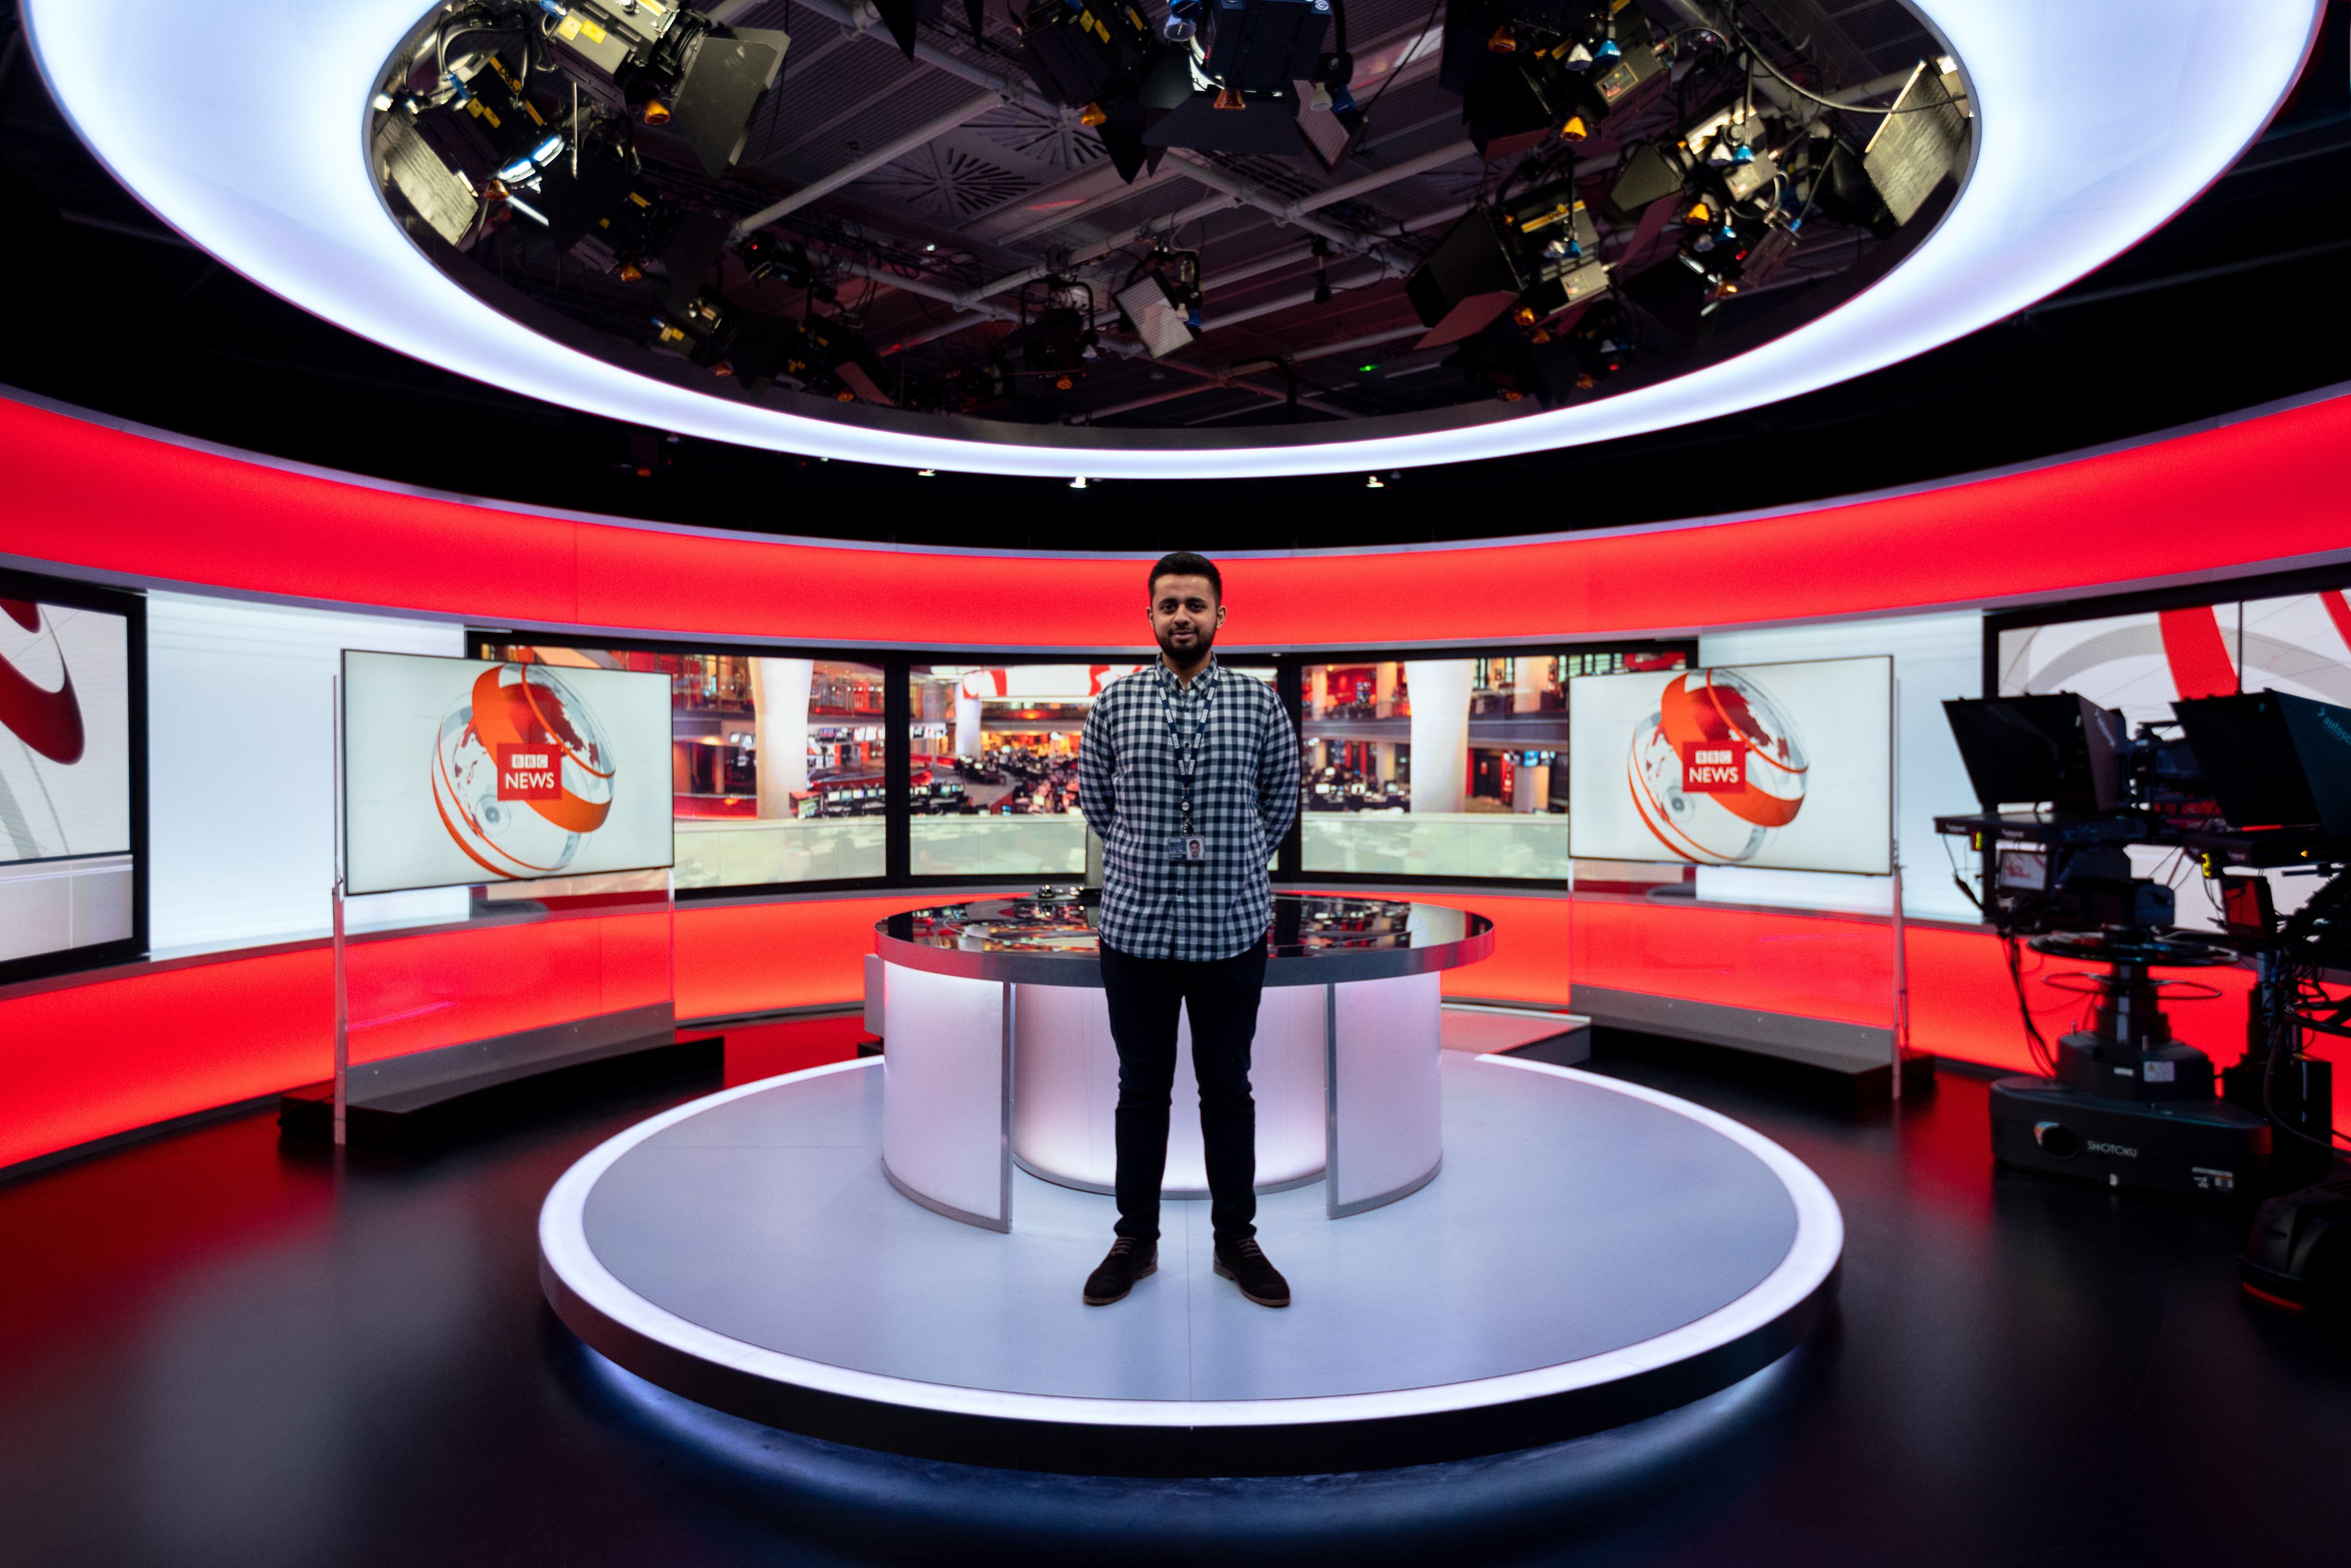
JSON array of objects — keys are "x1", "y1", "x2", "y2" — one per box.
[{"x1": 875, "y1": 892, "x2": 1495, "y2": 987}]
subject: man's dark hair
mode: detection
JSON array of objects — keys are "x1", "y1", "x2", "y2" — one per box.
[{"x1": 1147, "y1": 550, "x2": 1222, "y2": 602}]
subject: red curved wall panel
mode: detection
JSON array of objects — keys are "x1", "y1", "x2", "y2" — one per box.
[
  {"x1": 0, "y1": 948, "x2": 332, "y2": 1173},
  {"x1": 0, "y1": 896, "x2": 930, "y2": 1171},
  {"x1": 2, "y1": 391, "x2": 2347, "y2": 647},
  {"x1": 673, "y1": 895, "x2": 940, "y2": 1018}
]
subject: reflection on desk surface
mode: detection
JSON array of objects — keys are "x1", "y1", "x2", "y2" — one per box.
[{"x1": 880, "y1": 894, "x2": 1484, "y2": 959}]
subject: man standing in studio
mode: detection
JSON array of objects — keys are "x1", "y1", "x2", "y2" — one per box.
[{"x1": 1076, "y1": 551, "x2": 1301, "y2": 1309}]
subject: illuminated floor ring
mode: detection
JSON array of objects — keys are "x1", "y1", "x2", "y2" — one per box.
[
  {"x1": 20, "y1": 0, "x2": 2322, "y2": 478},
  {"x1": 538, "y1": 1053, "x2": 1842, "y2": 1474}
]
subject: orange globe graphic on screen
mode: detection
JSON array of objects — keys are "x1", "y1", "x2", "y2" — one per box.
[
  {"x1": 1627, "y1": 668, "x2": 1810, "y2": 863},
  {"x1": 430, "y1": 663, "x2": 616, "y2": 880}
]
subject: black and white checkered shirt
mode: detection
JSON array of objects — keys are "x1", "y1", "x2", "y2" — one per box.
[{"x1": 1079, "y1": 658, "x2": 1299, "y2": 962}]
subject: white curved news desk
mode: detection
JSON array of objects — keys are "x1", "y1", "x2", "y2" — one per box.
[{"x1": 872, "y1": 894, "x2": 1495, "y2": 1232}]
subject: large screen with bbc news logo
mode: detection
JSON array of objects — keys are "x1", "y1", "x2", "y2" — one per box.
[
  {"x1": 342, "y1": 650, "x2": 674, "y2": 896},
  {"x1": 0, "y1": 569, "x2": 139, "y2": 981},
  {"x1": 1567, "y1": 655, "x2": 1893, "y2": 875}
]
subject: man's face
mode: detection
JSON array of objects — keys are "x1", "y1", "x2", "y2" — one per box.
[{"x1": 1148, "y1": 573, "x2": 1226, "y2": 662}]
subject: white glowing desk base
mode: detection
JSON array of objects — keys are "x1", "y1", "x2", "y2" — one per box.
[{"x1": 879, "y1": 963, "x2": 1442, "y2": 1232}]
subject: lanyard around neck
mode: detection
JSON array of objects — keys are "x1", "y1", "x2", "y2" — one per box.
[
  {"x1": 1159, "y1": 664, "x2": 1213, "y2": 746},
  {"x1": 1159, "y1": 667, "x2": 1212, "y2": 824}
]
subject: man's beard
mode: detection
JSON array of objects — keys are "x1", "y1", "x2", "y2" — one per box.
[{"x1": 1158, "y1": 622, "x2": 1216, "y2": 661}]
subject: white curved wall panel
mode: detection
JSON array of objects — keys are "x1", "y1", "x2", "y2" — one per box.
[{"x1": 146, "y1": 593, "x2": 463, "y2": 954}]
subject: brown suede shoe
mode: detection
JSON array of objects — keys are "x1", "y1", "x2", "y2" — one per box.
[
  {"x1": 1212, "y1": 1237, "x2": 1291, "y2": 1307},
  {"x1": 1083, "y1": 1238, "x2": 1158, "y2": 1305}
]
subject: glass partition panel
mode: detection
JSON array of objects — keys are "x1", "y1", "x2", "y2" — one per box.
[
  {"x1": 480, "y1": 642, "x2": 886, "y2": 887},
  {"x1": 336, "y1": 874, "x2": 674, "y2": 1142},
  {"x1": 1300, "y1": 649, "x2": 1686, "y2": 879}
]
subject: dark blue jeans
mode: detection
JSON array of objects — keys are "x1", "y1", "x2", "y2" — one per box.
[{"x1": 1097, "y1": 937, "x2": 1267, "y2": 1247}]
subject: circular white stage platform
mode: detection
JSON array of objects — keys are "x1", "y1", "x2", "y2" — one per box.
[{"x1": 540, "y1": 1053, "x2": 1841, "y2": 1474}]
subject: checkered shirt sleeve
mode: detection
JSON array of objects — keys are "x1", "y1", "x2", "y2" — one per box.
[{"x1": 1078, "y1": 661, "x2": 1299, "y2": 962}]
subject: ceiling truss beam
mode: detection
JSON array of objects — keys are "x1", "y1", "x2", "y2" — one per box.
[
  {"x1": 732, "y1": 89, "x2": 1006, "y2": 236},
  {"x1": 773, "y1": 0, "x2": 1436, "y2": 281},
  {"x1": 826, "y1": 253, "x2": 1356, "y2": 417}
]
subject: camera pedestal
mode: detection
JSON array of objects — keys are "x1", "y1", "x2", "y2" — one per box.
[
  {"x1": 1988, "y1": 1076, "x2": 2270, "y2": 1198},
  {"x1": 1989, "y1": 930, "x2": 2268, "y2": 1199}
]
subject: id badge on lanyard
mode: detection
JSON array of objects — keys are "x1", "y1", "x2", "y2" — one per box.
[{"x1": 1163, "y1": 676, "x2": 1209, "y2": 861}]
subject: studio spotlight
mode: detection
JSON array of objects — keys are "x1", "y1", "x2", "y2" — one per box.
[
  {"x1": 541, "y1": 0, "x2": 791, "y2": 176},
  {"x1": 1198, "y1": 0, "x2": 1332, "y2": 96},
  {"x1": 789, "y1": 317, "x2": 896, "y2": 404},
  {"x1": 1016, "y1": 0, "x2": 1172, "y2": 178},
  {"x1": 1116, "y1": 250, "x2": 1204, "y2": 358},
  {"x1": 737, "y1": 230, "x2": 833, "y2": 298},
  {"x1": 1860, "y1": 61, "x2": 1970, "y2": 225},
  {"x1": 1017, "y1": 0, "x2": 1360, "y2": 166},
  {"x1": 1404, "y1": 171, "x2": 1609, "y2": 347},
  {"x1": 405, "y1": 51, "x2": 555, "y2": 188},
  {"x1": 1444, "y1": 0, "x2": 1661, "y2": 158},
  {"x1": 1003, "y1": 277, "x2": 1101, "y2": 390},
  {"x1": 1600, "y1": 139, "x2": 1687, "y2": 224}
]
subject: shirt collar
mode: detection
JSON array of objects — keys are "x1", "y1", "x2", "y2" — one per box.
[{"x1": 1156, "y1": 654, "x2": 1219, "y2": 696}]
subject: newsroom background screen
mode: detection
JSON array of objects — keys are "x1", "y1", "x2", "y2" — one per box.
[{"x1": 0, "y1": 570, "x2": 138, "y2": 981}]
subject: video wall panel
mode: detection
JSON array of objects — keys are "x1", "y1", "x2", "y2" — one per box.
[
  {"x1": 906, "y1": 662, "x2": 1275, "y2": 878},
  {"x1": 1568, "y1": 655, "x2": 1894, "y2": 876},
  {"x1": 1301, "y1": 647, "x2": 1690, "y2": 881},
  {"x1": 1996, "y1": 585, "x2": 2351, "y2": 724},
  {"x1": 1993, "y1": 572, "x2": 2351, "y2": 927},
  {"x1": 478, "y1": 641, "x2": 889, "y2": 890},
  {"x1": 441, "y1": 635, "x2": 1721, "y2": 895},
  {"x1": 343, "y1": 651, "x2": 674, "y2": 896},
  {"x1": 0, "y1": 569, "x2": 141, "y2": 983}
]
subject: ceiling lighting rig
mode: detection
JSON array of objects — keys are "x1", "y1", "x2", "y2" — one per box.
[
  {"x1": 1399, "y1": 6, "x2": 1970, "y2": 411},
  {"x1": 373, "y1": 1, "x2": 911, "y2": 406},
  {"x1": 1012, "y1": 0, "x2": 1360, "y2": 179},
  {"x1": 362, "y1": 0, "x2": 1978, "y2": 432}
]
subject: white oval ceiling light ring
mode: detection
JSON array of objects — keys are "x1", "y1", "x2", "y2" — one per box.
[{"x1": 21, "y1": 0, "x2": 2324, "y2": 479}]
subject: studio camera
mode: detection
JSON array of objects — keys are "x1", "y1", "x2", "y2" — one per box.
[{"x1": 1938, "y1": 689, "x2": 2351, "y2": 1310}]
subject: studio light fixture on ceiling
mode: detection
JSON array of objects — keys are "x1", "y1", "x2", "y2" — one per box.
[{"x1": 18, "y1": 0, "x2": 2326, "y2": 478}]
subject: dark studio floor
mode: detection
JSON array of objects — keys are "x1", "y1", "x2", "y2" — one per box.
[{"x1": 2, "y1": 1019, "x2": 2345, "y2": 1568}]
